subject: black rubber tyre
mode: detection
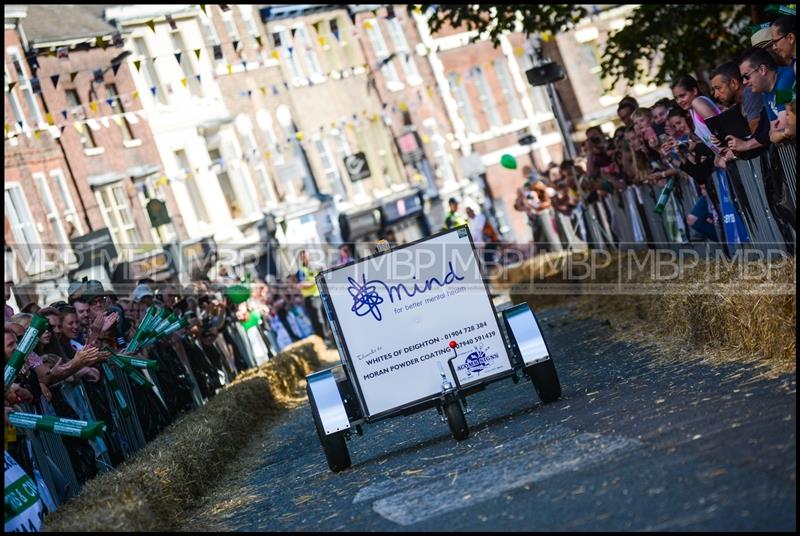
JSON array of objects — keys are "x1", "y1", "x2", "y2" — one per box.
[
  {"x1": 527, "y1": 358, "x2": 562, "y2": 403},
  {"x1": 307, "y1": 385, "x2": 352, "y2": 472},
  {"x1": 443, "y1": 400, "x2": 469, "y2": 441}
]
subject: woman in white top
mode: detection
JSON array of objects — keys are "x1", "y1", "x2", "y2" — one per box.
[{"x1": 671, "y1": 75, "x2": 721, "y2": 152}]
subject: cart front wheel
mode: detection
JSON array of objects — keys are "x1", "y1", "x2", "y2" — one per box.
[
  {"x1": 319, "y1": 430, "x2": 351, "y2": 472},
  {"x1": 444, "y1": 401, "x2": 469, "y2": 441},
  {"x1": 308, "y1": 385, "x2": 352, "y2": 472},
  {"x1": 527, "y1": 358, "x2": 561, "y2": 403}
]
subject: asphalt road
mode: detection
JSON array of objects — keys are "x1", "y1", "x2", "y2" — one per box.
[{"x1": 186, "y1": 305, "x2": 796, "y2": 531}]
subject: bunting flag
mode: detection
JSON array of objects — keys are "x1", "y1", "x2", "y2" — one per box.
[
  {"x1": 48, "y1": 74, "x2": 60, "y2": 88},
  {"x1": 318, "y1": 36, "x2": 326, "y2": 46},
  {"x1": 242, "y1": 59, "x2": 248, "y2": 71},
  {"x1": 194, "y1": 48, "x2": 202, "y2": 60},
  {"x1": 96, "y1": 36, "x2": 107, "y2": 50},
  {"x1": 271, "y1": 49, "x2": 279, "y2": 60},
  {"x1": 195, "y1": 74, "x2": 201, "y2": 84},
  {"x1": 232, "y1": 40, "x2": 240, "y2": 51},
  {"x1": 8, "y1": 81, "x2": 17, "y2": 92},
  {"x1": 132, "y1": 90, "x2": 139, "y2": 100},
  {"x1": 255, "y1": 35, "x2": 263, "y2": 48},
  {"x1": 364, "y1": 20, "x2": 373, "y2": 30},
  {"x1": 112, "y1": 62, "x2": 122, "y2": 76},
  {"x1": 89, "y1": 101, "x2": 99, "y2": 113},
  {"x1": 150, "y1": 86, "x2": 157, "y2": 96},
  {"x1": 259, "y1": 87, "x2": 267, "y2": 96},
  {"x1": 93, "y1": 69, "x2": 104, "y2": 84},
  {"x1": 219, "y1": 4, "x2": 229, "y2": 11},
  {"x1": 200, "y1": 5, "x2": 207, "y2": 16},
  {"x1": 69, "y1": 71, "x2": 78, "y2": 83},
  {"x1": 272, "y1": 85, "x2": 279, "y2": 95},
  {"x1": 227, "y1": 64, "x2": 233, "y2": 75},
  {"x1": 146, "y1": 19, "x2": 156, "y2": 33},
  {"x1": 166, "y1": 14, "x2": 177, "y2": 30},
  {"x1": 74, "y1": 122, "x2": 84, "y2": 134},
  {"x1": 61, "y1": 110, "x2": 68, "y2": 120},
  {"x1": 174, "y1": 52, "x2": 182, "y2": 64},
  {"x1": 133, "y1": 60, "x2": 142, "y2": 72},
  {"x1": 113, "y1": 31, "x2": 125, "y2": 48},
  {"x1": 45, "y1": 113, "x2": 54, "y2": 126}
]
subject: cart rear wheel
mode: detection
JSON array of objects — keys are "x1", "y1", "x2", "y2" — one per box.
[
  {"x1": 308, "y1": 385, "x2": 352, "y2": 472},
  {"x1": 527, "y1": 358, "x2": 561, "y2": 403},
  {"x1": 443, "y1": 401, "x2": 469, "y2": 440}
]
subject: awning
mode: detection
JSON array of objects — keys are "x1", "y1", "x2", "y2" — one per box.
[
  {"x1": 128, "y1": 164, "x2": 160, "y2": 180},
  {"x1": 87, "y1": 171, "x2": 125, "y2": 188}
]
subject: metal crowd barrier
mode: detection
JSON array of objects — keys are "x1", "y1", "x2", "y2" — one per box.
[
  {"x1": 725, "y1": 153, "x2": 788, "y2": 258},
  {"x1": 9, "y1": 320, "x2": 281, "y2": 516}
]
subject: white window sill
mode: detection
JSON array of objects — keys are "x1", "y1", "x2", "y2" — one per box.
[
  {"x1": 406, "y1": 75, "x2": 423, "y2": 87},
  {"x1": 386, "y1": 80, "x2": 405, "y2": 92},
  {"x1": 84, "y1": 147, "x2": 105, "y2": 157},
  {"x1": 123, "y1": 139, "x2": 143, "y2": 148}
]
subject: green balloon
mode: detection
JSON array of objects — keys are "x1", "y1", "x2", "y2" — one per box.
[
  {"x1": 500, "y1": 154, "x2": 517, "y2": 170},
  {"x1": 225, "y1": 284, "x2": 251, "y2": 305}
]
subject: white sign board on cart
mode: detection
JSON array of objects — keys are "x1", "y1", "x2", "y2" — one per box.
[{"x1": 318, "y1": 227, "x2": 511, "y2": 418}]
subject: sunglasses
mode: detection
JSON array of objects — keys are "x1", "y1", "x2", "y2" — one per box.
[{"x1": 741, "y1": 66, "x2": 762, "y2": 81}]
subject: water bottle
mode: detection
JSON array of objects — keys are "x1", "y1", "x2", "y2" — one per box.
[{"x1": 654, "y1": 178, "x2": 675, "y2": 214}]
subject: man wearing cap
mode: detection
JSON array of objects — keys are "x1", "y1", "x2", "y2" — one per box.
[{"x1": 443, "y1": 197, "x2": 467, "y2": 230}]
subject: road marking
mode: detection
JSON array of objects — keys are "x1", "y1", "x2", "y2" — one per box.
[{"x1": 355, "y1": 426, "x2": 641, "y2": 526}]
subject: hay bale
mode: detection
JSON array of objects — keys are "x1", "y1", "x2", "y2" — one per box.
[
  {"x1": 43, "y1": 336, "x2": 330, "y2": 532},
  {"x1": 508, "y1": 251, "x2": 795, "y2": 376}
]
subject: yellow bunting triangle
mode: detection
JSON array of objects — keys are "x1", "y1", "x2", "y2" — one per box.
[
  {"x1": 45, "y1": 113, "x2": 54, "y2": 126},
  {"x1": 514, "y1": 47, "x2": 524, "y2": 57},
  {"x1": 74, "y1": 122, "x2": 84, "y2": 134},
  {"x1": 318, "y1": 36, "x2": 326, "y2": 46},
  {"x1": 157, "y1": 175, "x2": 169, "y2": 187},
  {"x1": 96, "y1": 36, "x2": 107, "y2": 49},
  {"x1": 89, "y1": 101, "x2": 99, "y2": 113},
  {"x1": 271, "y1": 49, "x2": 279, "y2": 60},
  {"x1": 227, "y1": 64, "x2": 233, "y2": 75},
  {"x1": 194, "y1": 48, "x2": 202, "y2": 60},
  {"x1": 200, "y1": 4, "x2": 207, "y2": 15},
  {"x1": 134, "y1": 59, "x2": 142, "y2": 72},
  {"x1": 421, "y1": 134, "x2": 430, "y2": 144},
  {"x1": 181, "y1": 78, "x2": 188, "y2": 87},
  {"x1": 34, "y1": 129, "x2": 42, "y2": 139},
  {"x1": 146, "y1": 20, "x2": 156, "y2": 33},
  {"x1": 260, "y1": 87, "x2": 267, "y2": 95},
  {"x1": 364, "y1": 21, "x2": 373, "y2": 30},
  {"x1": 399, "y1": 101, "x2": 408, "y2": 112},
  {"x1": 295, "y1": 132, "x2": 304, "y2": 141},
  {"x1": 132, "y1": 90, "x2": 139, "y2": 100}
]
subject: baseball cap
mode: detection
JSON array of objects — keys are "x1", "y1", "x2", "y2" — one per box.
[
  {"x1": 751, "y1": 27, "x2": 773, "y2": 48},
  {"x1": 67, "y1": 281, "x2": 86, "y2": 300},
  {"x1": 83, "y1": 280, "x2": 111, "y2": 301},
  {"x1": 133, "y1": 283, "x2": 155, "y2": 303}
]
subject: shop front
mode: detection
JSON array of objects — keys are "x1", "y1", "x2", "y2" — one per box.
[
  {"x1": 379, "y1": 188, "x2": 430, "y2": 246},
  {"x1": 338, "y1": 204, "x2": 383, "y2": 259}
]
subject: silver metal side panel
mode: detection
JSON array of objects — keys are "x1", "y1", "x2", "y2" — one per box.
[
  {"x1": 503, "y1": 304, "x2": 550, "y2": 366},
  {"x1": 307, "y1": 369, "x2": 350, "y2": 435}
]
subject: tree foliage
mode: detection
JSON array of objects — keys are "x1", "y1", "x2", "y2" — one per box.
[{"x1": 421, "y1": 4, "x2": 757, "y2": 89}]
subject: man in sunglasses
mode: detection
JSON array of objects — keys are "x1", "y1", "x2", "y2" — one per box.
[{"x1": 739, "y1": 47, "x2": 795, "y2": 145}]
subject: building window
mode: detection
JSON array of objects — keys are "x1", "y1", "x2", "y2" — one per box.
[
  {"x1": 170, "y1": 30, "x2": 202, "y2": 97},
  {"x1": 65, "y1": 89, "x2": 98, "y2": 149},
  {"x1": 494, "y1": 59, "x2": 524, "y2": 121},
  {"x1": 315, "y1": 138, "x2": 347, "y2": 199},
  {"x1": 133, "y1": 36, "x2": 167, "y2": 104},
  {"x1": 294, "y1": 24, "x2": 323, "y2": 80},
  {"x1": 273, "y1": 27, "x2": 304, "y2": 81},
  {"x1": 244, "y1": 131, "x2": 276, "y2": 206},
  {"x1": 424, "y1": 119, "x2": 456, "y2": 185},
  {"x1": 448, "y1": 73, "x2": 480, "y2": 135},
  {"x1": 365, "y1": 19, "x2": 401, "y2": 87},
  {"x1": 385, "y1": 18, "x2": 420, "y2": 83},
  {"x1": 105, "y1": 83, "x2": 135, "y2": 141},
  {"x1": 33, "y1": 173, "x2": 69, "y2": 246},
  {"x1": 8, "y1": 48, "x2": 43, "y2": 126},
  {"x1": 257, "y1": 109, "x2": 284, "y2": 165},
  {"x1": 221, "y1": 9, "x2": 241, "y2": 46},
  {"x1": 5, "y1": 184, "x2": 41, "y2": 266},
  {"x1": 50, "y1": 169, "x2": 84, "y2": 236},
  {"x1": 473, "y1": 67, "x2": 502, "y2": 128},
  {"x1": 200, "y1": 15, "x2": 225, "y2": 67},
  {"x1": 5, "y1": 65, "x2": 27, "y2": 130},
  {"x1": 174, "y1": 149, "x2": 209, "y2": 224},
  {"x1": 95, "y1": 184, "x2": 142, "y2": 249},
  {"x1": 237, "y1": 5, "x2": 261, "y2": 42},
  {"x1": 208, "y1": 145, "x2": 256, "y2": 220}
]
